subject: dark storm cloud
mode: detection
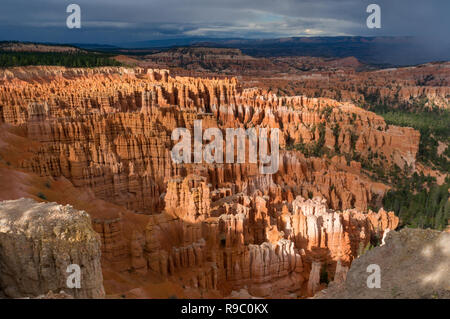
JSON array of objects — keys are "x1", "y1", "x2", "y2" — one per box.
[{"x1": 0, "y1": 0, "x2": 448, "y2": 44}]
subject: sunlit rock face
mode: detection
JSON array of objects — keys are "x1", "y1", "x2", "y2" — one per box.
[
  {"x1": 0, "y1": 66, "x2": 406, "y2": 298},
  {"x1": 0, "y1": 66, "x2": 419, "y2": 213}
]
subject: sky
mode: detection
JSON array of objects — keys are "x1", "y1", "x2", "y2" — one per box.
[{"x1": 0, "y1": 0, "x2": 449, "y2": 45}]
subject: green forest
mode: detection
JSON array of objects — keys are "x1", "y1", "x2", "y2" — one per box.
[
  {"x1": 0, "y1": 51, "x2": 123, "y2": 68},
  {"x1": 358, "y1": 94, "x2": 449, "y2": 231},
  {"x1": 383, "y1": 175, "x2": 449, "y2": 231}
]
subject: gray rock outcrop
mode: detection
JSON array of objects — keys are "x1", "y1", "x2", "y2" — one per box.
[
  {"x1": 0, "y1": 198, "x2": 105, "y2": 298},
  {"x1": 316, "y1": 228, "x2": 450, "y2": 299}
]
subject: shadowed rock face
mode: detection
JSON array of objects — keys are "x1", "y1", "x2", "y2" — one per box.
[
  {"x1": 0, "y1": 198, "x2": 105, "y2": 298},
  {"x1": 315, "y1": 228, "x2": 450, "y2": 299}
]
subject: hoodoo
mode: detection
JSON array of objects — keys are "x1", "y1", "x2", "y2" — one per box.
[{"x1": 0, "y1": 64, "x2": 444, "y2": 299}]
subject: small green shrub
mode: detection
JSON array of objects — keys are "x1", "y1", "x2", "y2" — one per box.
[
  {"x1": 37, "y1": 192, "x2": 47, "y2": 200},
  {"x1": 320, "y1": 264, "x2": 329, "y2": 284}
]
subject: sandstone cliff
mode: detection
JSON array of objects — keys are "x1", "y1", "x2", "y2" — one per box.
[
  {"x1": 142, "y1": 174, "x2": 397, "y2": 297},
  {"x1": 0, "y1": 66, "x2": 408, "y2": 298},
  {"x1": 0, "y1": 66, "x2": 419, "y2": 214}
]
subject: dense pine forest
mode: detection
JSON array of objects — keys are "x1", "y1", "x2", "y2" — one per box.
[{"x1": 383, "y1": 175, "x2": 449, "y2": 231}]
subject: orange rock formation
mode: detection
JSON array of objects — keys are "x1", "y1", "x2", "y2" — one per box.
[{"x1": 0, "y1": 66, "x2": 405, "y2": 298}]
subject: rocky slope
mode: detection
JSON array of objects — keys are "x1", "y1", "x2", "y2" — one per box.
[
  {"x1": 0, "y1": 66, "x2": 415, "y2": 298},
  {"x1": 0, "y1": 198, "x2": 105, "y2": 298},
  {"x1": 315, "y1": 228, "x2": 450, "y2": 299}
]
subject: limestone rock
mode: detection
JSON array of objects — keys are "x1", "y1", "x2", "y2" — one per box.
[{"x1": 0, "y1": 198, "x2": 105, "y2": 298}]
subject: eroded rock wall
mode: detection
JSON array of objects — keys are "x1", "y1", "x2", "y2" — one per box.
[
  {"x1": 0, "y1": 66, "x2": 407, "y2": 297},
  {"x1": 0, "y1": 67, "x2": 419, "y2": 214},
  {"x1": 140, "y1": 175, "x2": 397, "y2": 297}
]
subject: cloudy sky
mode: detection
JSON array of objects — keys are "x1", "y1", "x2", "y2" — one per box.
[{"x1": 0, "y1": 0, "x2": 448, "y2": 45}]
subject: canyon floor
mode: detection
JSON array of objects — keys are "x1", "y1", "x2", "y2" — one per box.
[{"x1": 0, "y1": 49, "x2": 448, "y2": 298}]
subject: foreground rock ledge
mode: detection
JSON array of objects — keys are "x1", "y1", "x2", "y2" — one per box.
[
  {"x1": 315, "y1": 228, "x2": 450, "y2": 299},
  {"x1": 0, "y1": 198, "x2": 105, "y2": 298}
]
